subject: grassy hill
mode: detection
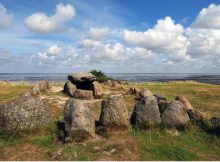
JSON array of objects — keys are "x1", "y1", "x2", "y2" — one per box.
[{"x1": 0, "y1": 81, "x2": 219, "y2": 160}]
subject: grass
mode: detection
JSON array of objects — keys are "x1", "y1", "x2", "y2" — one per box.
[
  {"x1": 0, "y1": 81, "x2": 31, "y2": 103},
  {"x1": 0, "y1": 81, "x2": 220, "y2": 160}
]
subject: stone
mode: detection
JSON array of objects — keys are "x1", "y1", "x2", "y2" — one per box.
[
  {"x1": 63, "y1": 80, "x2": 77, "y2": 97},
  {"x1": 68, "y1": 72, "x2": 96, "y2": 83},
  {"x1": 73, "y1": 89, "x2": 93, "y2": 100},
  {"x1": 161, "y1": 101, "x2": 190, "y2": 129},
  {"x1": 99, "y1": 95, "x2": 129, "y2": 127},
  {"x1": 112, "y1": 81, "x2": 119, "y2": 87},
  {"x1": 139, "y1": 88, "x2": 153, "y2": 99},
  {"x1": 187, "y1": 109, "x2": 206, "y2": 124},
  {"x1": 154, "y1": 94, "x2": 168, "y2": 114},
  {"x1": 130, "y1": 95, "x2": 161, "y2": 128},
  {"x1": 209, "y1": 117, "x2": 220, "y2": 134},
  {"x1": 175, "y1": 96, "x2": 193, "y2": 110},
  {"x1": 32, "y1": 80, "x2": 49, "y2": 95},
  {"x1": 0, "y1": 92, "x2": 51, "y2": 131},
  {"x1": 154, "y1": 94, "x2": 167, "y2": 102},
  {"x1": 64, "y1": 99, "x2": 95, "y2": 141},
  {"x1": 92, "y1": 81, "x2": 103, "y2": 98},
  {"x1": 128, "y1": 87, "x2": 140, "y2": 96},
  {"x1": 105, "y1": 80, "x2": 113, "y2": 86}
]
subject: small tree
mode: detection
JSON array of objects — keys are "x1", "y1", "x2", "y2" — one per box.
[{"x1": 90, "y1": 69, "x2": 110, "y2": 83}]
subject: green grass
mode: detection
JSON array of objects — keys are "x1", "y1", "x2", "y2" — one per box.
[
  {"x1": 0, "y1": 82, "x2": 31, "y2": 103},
  {"x1": 0, "y1": 81, "x2": 220, "y2": 160},
  {"x1": 131, "y1": 126, "x2": 220, "y2": 160}
]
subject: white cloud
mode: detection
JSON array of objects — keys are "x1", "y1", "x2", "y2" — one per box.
[
  {"x1": 47, "y1": 44, "x2": 62, "y2": 56},
  {"x1": 80, "y1": 38, "x2": 102, "y2": 48},
  {"x1": 123, "y1": 17, "x2": 190, "y2": 62},
  {"x1": 186, "y1": 4, "x2": 220, "y2": 62},
  {"x1": 192, "y1": 4, "x2": 220, "y2": 29},
  {"x1": 0, "y1": 3, "x2": 13, "y2": 29},
  {"x1": 88, "y1": 27, "x2": 109, "y2": 40},
  {"x1": 25, "y1": 3, "x2": 75, "y2": 33}
]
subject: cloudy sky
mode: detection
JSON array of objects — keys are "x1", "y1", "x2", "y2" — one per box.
[{"x1": 0, "y1": 0, "x2": 220, "y2": 73}]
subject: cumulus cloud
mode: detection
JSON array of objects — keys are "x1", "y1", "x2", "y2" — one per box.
[
  {"x1": 0, "y1": 3, "x2": 13, "y2": 29},
  {"x1": 192, "y1": 4, "x2": 220, "y2": 29},
  {"x1": 186, "y1": 4, "x2": 220, "y2": 63},
  {"x1": 47, "y1": 44, "x2": 62, "y2": 56},
  {"x1": 25, "y1": 3, "x2": 75, "y2": 33},
  {"x1": 124, "y1": 17, "x2": 190, "y2": 62},
  {"x1": 87, "y1": 27, "x2": 109, "y2": 40}
]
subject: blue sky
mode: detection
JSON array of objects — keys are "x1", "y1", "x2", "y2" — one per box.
[{"x1": 0, "y1": 0, "x2": 220, "y2": 73}]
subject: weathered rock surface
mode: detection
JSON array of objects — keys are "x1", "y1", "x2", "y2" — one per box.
[
  {"x1": 99, "y1": 95, "x2": 129, "y2": 127},
  {"x1": 68, "y1": 72, "x2": 96, "y2": 83},
  {"x1": 0, "y1": 92, "x2": 51, "y2": 131},
  {"x1": 139, "y1": 88, "x2": 153, "y2": 99},
  {"x1": 175, "y1": 96, "x2": 193, "y2": 110},
  {"x1": 92, "y1": 81, "x2": 103, "y2": 98},
  {"x1": 187, "y1": 109, "x2": 206, "y2": 124},
  {"x1": 73, "y1": 89, "x2": 93, "y2": 100},
  {"x1": 112, "y1": 81, "x2": 119, "y2": 87},
  {"x1": 64, "y1": 99, "x2": 95, "y2": 141},
  {"x1": 161, "y1": 101, "x2": 190, "y2": 129},
  {"x1": 154, "y1": 94, "x2": 168, "y2": 114},
  {"x1": 105, "y1": 80, "x2": 113, "y2": 86},
  {"x1": 130, "y1": 96, "x2": 161, "y2": 128},
  {"x1": 32, "y1": 80, "x2": 49, "y2": 95},
  {"x1": 63, "y1": 80, "x2": 77, "y2": 97}
]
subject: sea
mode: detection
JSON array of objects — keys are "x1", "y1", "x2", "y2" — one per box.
[{"x1": 0, "y1": 73, "x2": 220, "y2": 85}]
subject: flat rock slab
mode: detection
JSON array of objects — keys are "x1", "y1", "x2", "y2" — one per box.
[{"x1": 68, "y1": 72, "x2": 96, "y2": 83}]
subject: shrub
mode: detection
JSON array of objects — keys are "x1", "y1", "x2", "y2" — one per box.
[{"x1": 90, "y1": 69, "x2": 111, "y2": 83}]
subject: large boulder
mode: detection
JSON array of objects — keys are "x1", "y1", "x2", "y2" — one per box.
[
  {"x1": 161, "y1": 101, "x2": 190, "y2": 129},
  {"x1": 187, "y1": 109, "x2": 206, "y2": 124},
  {"x1": 92, "y1": 81, "x2": 103, "y2": 98},
  {"x1": 68, "y1": 72, "x2": 96, "y2": 83},
  {"x1": 63, "y1": 80, "x2": 77, "y2": 97},
  {"x1": 99, "y1": 96, "x2": 129, "y2": 128},
  {"x1": 175, "y1": 96, "x2": 193, "y2": 110},
  {"x1": 32, "y1": 80, "x2": 49, "y2": 95},
  {"x1": 73, "y1": 89, "x2": 93, "y2": 100},
  {"x1": 0, "y1": 92, "x2": 51, "y2": 131},
  {"x1": 139, "y1": 88, "x2": 153, "y2": 99},
  {"x1": 64, "y1": 99, "x2": 95, "y2": 141},
  {"x1": 130, "y1": 95, "x2": 161, "y2": 129}
]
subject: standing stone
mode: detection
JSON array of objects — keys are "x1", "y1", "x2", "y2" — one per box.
[
  {"x1": 130, "y1": 95, "x2": 161, "y2": 129},
  {"x1": 0, "y1": 92, "x2": 51, "y2": 131},
  {"x1": 63, "y1": 80, "x2": 77, "y2": 97},
  {"x1": 32, "y1": 80, "x2": 49, "y2": 95},
  {"x1": 139, "y1": 88, "x2": 153, "y2": 99},
  {"x1": 92, "y1": 81, "x2": 103, "y2": 98},
  {"x1": 175, "y1": 96, "x2": 193, "y2": 110},
  {"x1": 73, "y1": 89, "x2": 93, "y2": 100},
  {"x1": 99, "y1": 95, "x2": 129, "y2": 127},
  {"x1": 161, "y1": 101, "x2": 190, "y2": 129},
  {"x1": 64, "y1": 99, "x2": 95, "y2": 141}
]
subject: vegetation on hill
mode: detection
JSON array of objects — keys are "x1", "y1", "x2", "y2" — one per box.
[{"x1": 90, "y1": 69, "x2": 111, "y2": 83}]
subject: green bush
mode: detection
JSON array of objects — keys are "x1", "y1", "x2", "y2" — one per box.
[{"x1": 90, "y1": 69, "x2": 111, "y2": 83}]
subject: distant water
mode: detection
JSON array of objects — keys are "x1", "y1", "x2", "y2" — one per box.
[{"x1": 0, "y1": 73, "x2": 220, "y2": 85}]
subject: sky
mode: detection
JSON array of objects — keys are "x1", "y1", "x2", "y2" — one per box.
[{"x1": 0, "y1": 0, "x2": 220, "y2": 73}]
